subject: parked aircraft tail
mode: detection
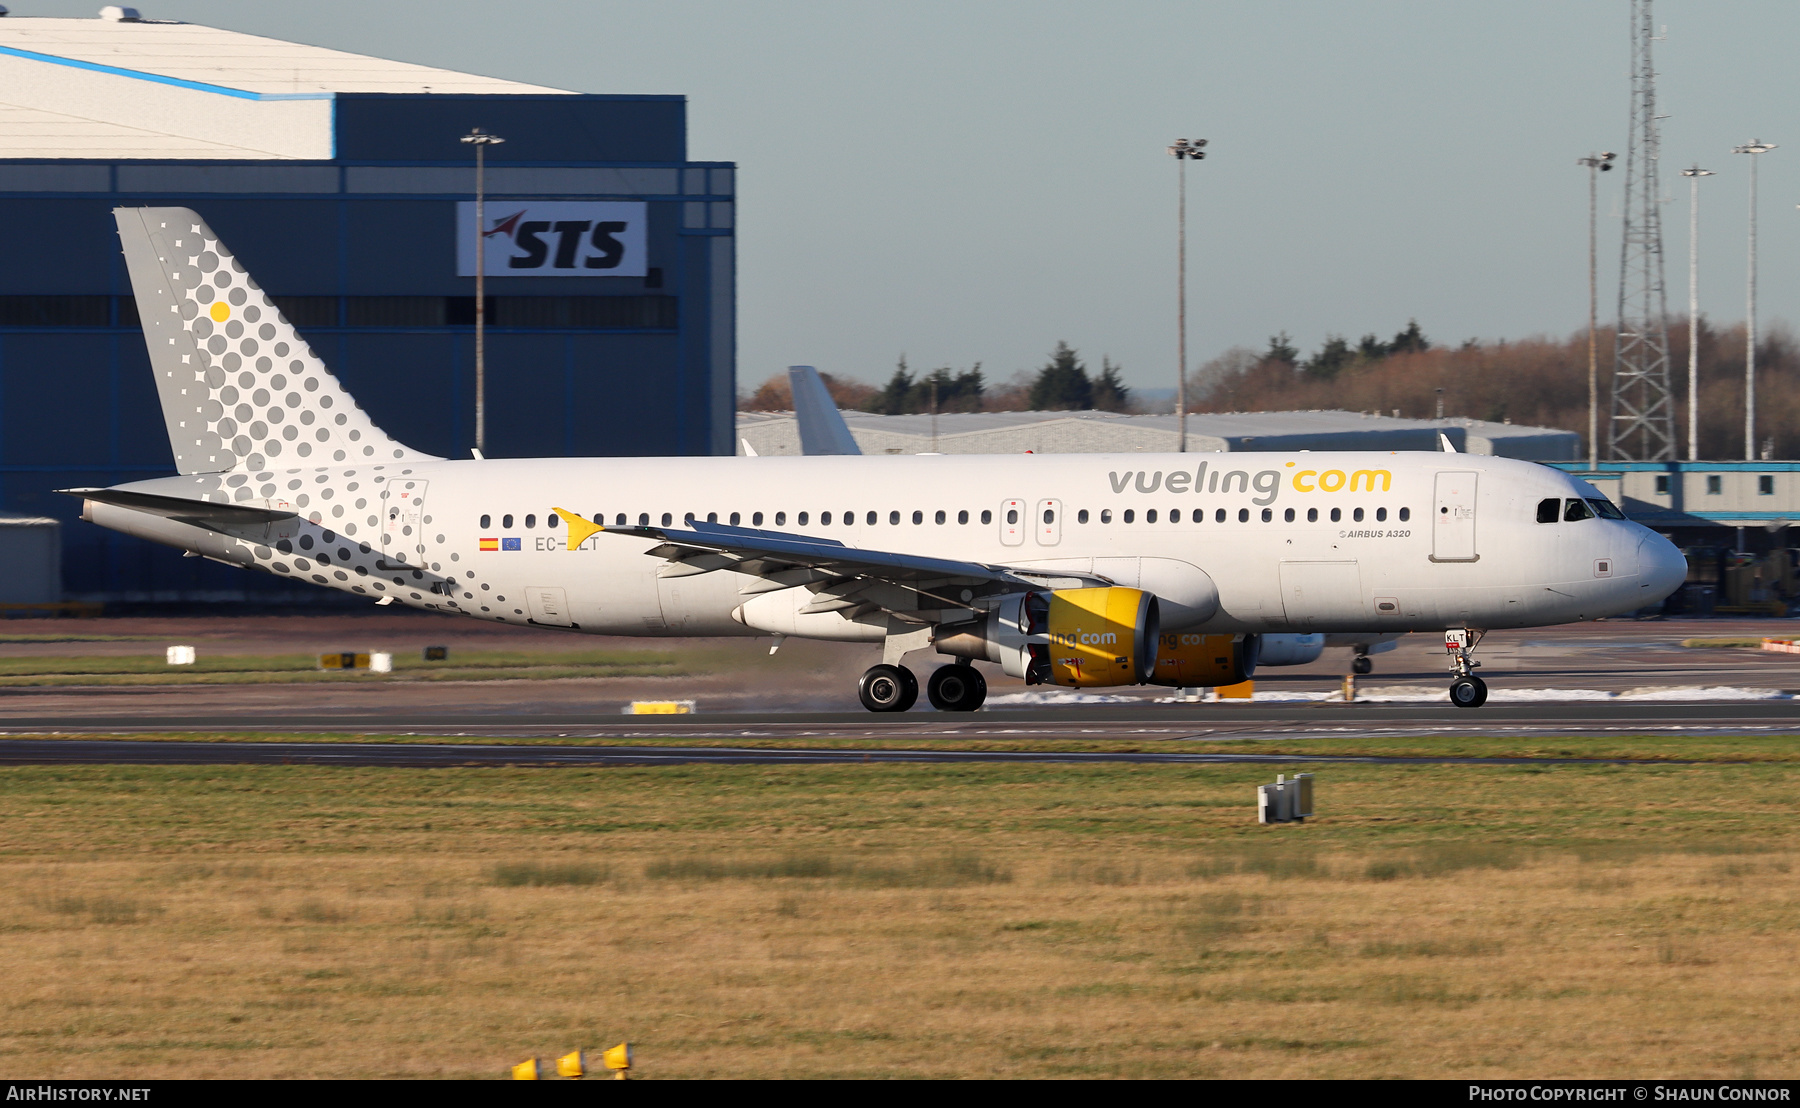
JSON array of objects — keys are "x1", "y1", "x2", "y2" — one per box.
[
  {"x1": 113, "y1": 207, "x2": 436, "y2": 475},
  {"x1": 788, "y1": 365, "x2": 862, "y2": 456}
]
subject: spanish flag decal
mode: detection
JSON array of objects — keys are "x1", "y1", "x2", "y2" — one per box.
[
  {"x1": 479, "y1": 537, "x2": 499, "y2": 552},
  {"x1": 555, "y1": 508, "x2": 605, "y2": 551}
]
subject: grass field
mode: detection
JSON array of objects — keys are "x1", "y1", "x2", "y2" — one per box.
[{"x1": 1, "y1": 754, "x2": 1797, "y2": 1078}]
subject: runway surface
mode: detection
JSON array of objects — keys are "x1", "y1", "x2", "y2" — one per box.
[{"x1": 0, "y1": 737, "x2": 1734, "y2": 768}]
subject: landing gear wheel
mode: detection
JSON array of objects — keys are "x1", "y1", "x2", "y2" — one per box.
[
  {"x1": 927, "y1": 664, "x2": 987, "y2": 712},
  {"x1": 1449, "y1": 675, "x2": 1488, "y2": 708},
  {"x1": 859, "y1": 663, "x2": 918, "y2": 713},
  {"x1": 1352, "y1": 655, "x2": 1373, "y2": 675}
]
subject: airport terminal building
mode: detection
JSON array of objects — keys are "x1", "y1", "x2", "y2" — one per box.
[{"x1": 0, "y1": 12, "x2": 735, "y2": 600}]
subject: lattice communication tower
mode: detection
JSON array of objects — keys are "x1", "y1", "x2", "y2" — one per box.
[{"x1": 1608, "y1": 0, "x2": 1676, "y2": 461}]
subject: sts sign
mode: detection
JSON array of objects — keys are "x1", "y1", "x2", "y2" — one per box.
[{"x1": 456, "y1": 201, "x2": 648, "y2": 278}]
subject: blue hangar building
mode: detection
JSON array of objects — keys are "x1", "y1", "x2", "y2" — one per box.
[{"x1": 0, "y1": 12, "x2": 735, "y2": 601}]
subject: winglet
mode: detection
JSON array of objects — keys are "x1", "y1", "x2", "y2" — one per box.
[
  {"x1": 1438, "y1": 432, "x2": 1458, "y2": 453},
  {"x1": 741, "y1": 438, "x2": 759, "y2": 457},
  {"x1": 788, "y1": 365, "x2": 862, "y2": 455},
  {"x1": 555, "y1": 507, "x2": 605, "y2": 551}
]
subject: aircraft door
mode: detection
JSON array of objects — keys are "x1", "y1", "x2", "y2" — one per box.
[
  {"x1": 525, "y1": 585, "x2": 573, "y2": 627},
  {"x1": 1431, "y1": 471, "x2": 1479, "y2": 562},
  {"x1": 1035, "y1": 498, "x2": 1062, "y2": 546},
  {"x1": 381, "y1": 479, "x2": 429, "y2": 565},
  {"x1": 1279, "y1": 561, "x2": 1366, "y2": 627},
  {"x1": 999, "y1": 499, "x2": 1025, "y2": 546}
]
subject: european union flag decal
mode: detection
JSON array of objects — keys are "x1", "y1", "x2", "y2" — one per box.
[{"x1": 501, "y1": 537, "x2": 522, "y2": 551}]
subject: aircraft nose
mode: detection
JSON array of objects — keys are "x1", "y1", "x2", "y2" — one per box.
[{"x1": 1637, "y1": 532, "x2": 1687, "y2": 601}]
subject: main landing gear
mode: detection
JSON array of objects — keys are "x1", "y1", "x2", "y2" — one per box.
[
  {"x1": 856, "y1": 663, "x2": 987, "y2": 713},
  {"x1": 1444, "y1": 628, "x2": 1488, "y2": 708}
]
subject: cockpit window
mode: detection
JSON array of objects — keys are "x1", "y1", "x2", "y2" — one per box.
[
  {"x1": 1586, "y1": 497, "x2": 1626, "y2": 520},
  {"x1": 1564, "y1": 498, "x2": 1594, "y2": 522},
  {"x1": 1536, "y1": 498, "x2": 1560, "y2": 524}
]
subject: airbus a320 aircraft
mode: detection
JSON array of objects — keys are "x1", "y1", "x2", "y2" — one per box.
[{"x1": 68, "y1": 208, "x2": 1688, "y2": 712}]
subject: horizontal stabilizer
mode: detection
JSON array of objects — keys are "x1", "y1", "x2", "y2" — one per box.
[{"x1": 59, "y1": 486, "x2": 295, "y2": 529}]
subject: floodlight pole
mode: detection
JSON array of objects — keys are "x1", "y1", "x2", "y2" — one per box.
[
  {"x1": 1733, "y1": 140, "x2": 1775, "y2": 461},
  {"x1": 1578, "y1": 152, "x2": 1614, "y2": 470},
  {"x1": 1680, "y1": 165, "x2": 1713, "y2": 461},
  {"x1": 1167, "y1": 138, "x2": 1207, "y2": 452},
  {"x1": 462, "y1": 127, "x2": 505, "y2": 457}
]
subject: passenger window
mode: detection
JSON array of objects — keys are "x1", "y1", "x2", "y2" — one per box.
[
  {"x1": 1238, "y1": 508, "x2": 1249, "y2": 522},
  {"x1": 1168, "y1": 509, "x2": 1181, "y2": 523},
  {"x1": 684, "y1": 512, "x2": 695, "y2": 523},
  {"x1": 638, "y1": 512, "x2": 649, "y2": 526},
  {"x1": 1352, "y1": 508, "x2": 1363, "y2": 523},
  {"x1": 661, "y1": 512, "x2": 672, "y2": 526},
  {"x1": 868, "y1": 511, "x2": 877, "y2": 525},
  {"x1": 1123, "y1": 509, "x2": 1136, "y2": 524},
  {"x1": 1100, "y1": 509, "x2": 1112, "y2": 524},
  {"x1": 1006, "y1": 508, "x2": 1018, "y2": 525},
  {"x1": 1284, "y1": 508, "x2": 1295, "y2": 522},
  {"x1": 1077, "y1": 509, "x2": 1089, "y2": 524},
  {"x1": 729, "y1": 512, "x2": 740, "y2": 525},
  {"x1": 753, "y1": 512, "x2": 763, "y2": 526},
  {"x1": 821, "y1": 511, "x2": 832, "y2": 525},
  {"x1": 844, "y1": 512, "x2": 854, "y2": 526},
  {"x1": 1376, "y1": 507, "x2": 1387, "y2": 522},
  {"x1": 935, "y1": 510, "x2": 946, "y2": 524},
  {"x1": 1146, "y1": 509, "x2": 1158, "y2": 524},
  {"x1": 775, "y1": 511, "x2": 786, "y2": 526},
  {"x1": 1307, "y1": 508, "x2": 1318, "y2": 522},
  {"x1": 981, "y1": 510, "x2": 992, "y2": 524},
  {"x1": 525, "y1": 514, "x2": 537, "y2": 528},
  {"x1": 1042, "y1": 509, "x2": 1054, "y2": 524},
  {"x1": 480, "y1": 514, "x2": 491, "y2": 529},
  {"x1": 1398, "y1": 507, "x2": 1410, "y2": 522},
  {"x1": 798, "y1": 512, "x2": 809, "y2": 526},
  {"x1": 1330, "y1": 508, "x2": 1341, "y2": 523},
  {"x1": 890, "y1": 510, "x2": 901, "y2": 525},
  {"x1": 1215, "y1": 508, "x2": 1226, "y2": 523},
  {"x1": 914, "y1": 510, "x2": 924, "y2": 524},
  {"x1": 548, "y1": 514, "x2": 560, "y2": 528},
  {"x1": 1537, "y1": 498, "x2": 1560, "y2": 523},
  {"x1": 1564, "y1": 498, "x2": 1594, "y2": 522},
  {"x1": 502, "y1": 514, "x2": 513, "y2": 529},
  {"x1": 1587, "y1": 497, "x2": 1626, "y2": 520},
  {"x1": 1261, "y1": 508, "x2": 1272, "y2": 522},
  {"x1": 958, "y1": 510, "x2": 969, "y2": 524},
  {"x1": 707, "y1": 512, "x2": 718, "y2": 523}
]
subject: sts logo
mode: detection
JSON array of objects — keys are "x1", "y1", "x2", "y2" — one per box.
[{"x1": 456, "y1": 201, "x2": 648, "y2": 278}]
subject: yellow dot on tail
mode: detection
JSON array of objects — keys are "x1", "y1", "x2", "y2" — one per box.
[{"x1": 209, "y1": 302, "x2": 229, "y2": 322}]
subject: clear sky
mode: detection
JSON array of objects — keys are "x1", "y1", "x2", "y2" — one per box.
[{"x1": 21, "y1": 0, "x2": 1800, "y2": 392}]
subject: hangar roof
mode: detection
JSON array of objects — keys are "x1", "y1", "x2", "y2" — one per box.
[{"x1": 0, "y1": 16, "x2": 570, "y2": 160}]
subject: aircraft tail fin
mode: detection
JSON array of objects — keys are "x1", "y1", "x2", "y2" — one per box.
[
  {"x1": 788, "y1": 365, "x2": 862, "y2": 456},
  {"x1": 114, "y1": 207, "x2": 438, "y2": 475}
]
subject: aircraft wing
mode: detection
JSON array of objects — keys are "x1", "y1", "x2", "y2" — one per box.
[{"x1": 578, "y1": 516, "x2": 1104, "y2": 620}]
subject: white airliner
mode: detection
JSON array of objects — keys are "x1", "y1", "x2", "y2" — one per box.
[{"x1": 67, "y1": 208, "x2": 1688, "y2": 712}]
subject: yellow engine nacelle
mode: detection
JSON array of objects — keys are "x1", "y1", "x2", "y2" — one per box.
[
  {"x1": 1146, "y1": 632, "x2": 1259, "y2": 687},
  {"x1": 935, "y1": 587, "x2": 1159, "y2": 687}
]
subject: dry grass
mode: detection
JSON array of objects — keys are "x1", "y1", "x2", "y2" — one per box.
[
  {"x1": 0, "y1": 648, "x2": 683, "y2": 686},
  {"x1": 0, "y1": 761, "x2": 1796, "y2": 1078}
]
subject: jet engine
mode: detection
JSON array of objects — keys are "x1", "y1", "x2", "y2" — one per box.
[
  {"x1": 936, "y1": 587, "x2": 1159, "y2": 687},
  {"x1": 1146, "y1": 632, "x2": 1259, "y2": 687}
]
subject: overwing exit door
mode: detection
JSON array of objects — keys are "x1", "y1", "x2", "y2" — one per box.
[
  {"x1": 999, "y1": 499, "x2": 1025, "y2": 546},
  {"x1": 1431, "y1": 471, "x2": 1478, "y2": 562},
  {"x1": 1035, "y1": 498, "x2": 1062, "y2": 545}
]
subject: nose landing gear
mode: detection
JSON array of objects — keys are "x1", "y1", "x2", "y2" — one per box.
[
  {"x1": 1352, "y1": 652, "x2": 1373, "y2": 675},
  {"x1": 1443, "y1": 628, "x2": 1488, "y2": 708},
  {"x1": 858, "y1": 663, "x2": 918, "y2": 713}
]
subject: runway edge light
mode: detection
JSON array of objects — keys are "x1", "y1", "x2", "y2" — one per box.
[
  {"x1": 511, "y1": 1057, "x2": 542, "y2": 1080},
  {"x1": 602, "y1": 1042, "x2": 631, "y2": 1078},
  {"x1": 556, "y1": 1050, "x2": 586, "y2": 1079}
]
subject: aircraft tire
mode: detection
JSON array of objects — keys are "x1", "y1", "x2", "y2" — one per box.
[
  {"x1": 927, "y1": 664, "x2": 987, "y2": 712},
  {"x1": 859, "y1": 663, "x2": 918, "y2": 713},
  {"x1": 1352, "y1": 656, "x2": 1373, "y2": 675},
  {"x1": 1448, "y1": 675, "x2": 1488, "y2": 708}
]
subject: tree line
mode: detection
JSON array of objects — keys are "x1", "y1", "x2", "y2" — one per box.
[{"x1": 740, "y1": 341, "x2": 1133, "y2": 415}]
